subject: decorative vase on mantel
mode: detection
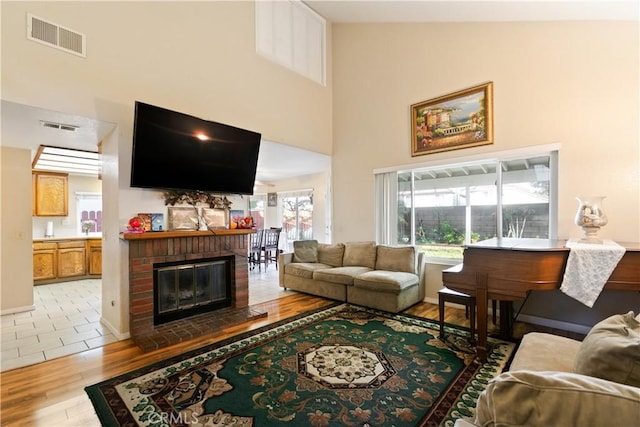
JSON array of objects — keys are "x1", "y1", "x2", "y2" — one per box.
[{"x1": 574, "y1": 196, "x2": 608, "y2": 243}]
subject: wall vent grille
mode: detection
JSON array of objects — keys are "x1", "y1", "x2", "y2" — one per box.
[
  {"x1": 40, "y1": 121, "x2": 78, "y2": 131},
  {"x1": 27, "y1": 13, "x2": 86, "y2": 57}
]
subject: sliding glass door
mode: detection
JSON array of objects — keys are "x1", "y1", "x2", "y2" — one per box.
[{"x1": 281, "y1": 191, "x2": 313, "y2": 251}]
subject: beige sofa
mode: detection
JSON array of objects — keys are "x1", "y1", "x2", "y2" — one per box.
[
  {"x1": 278, "y1": 240, "x2": 425, "y2": 313},
  {"x1": 456, "y1": 311, "x2": 640, "y2": 427}
]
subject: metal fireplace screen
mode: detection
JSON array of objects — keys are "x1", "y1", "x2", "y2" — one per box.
[{"x1": 153, "y1": 256, "x2": 233, "y2": 325}]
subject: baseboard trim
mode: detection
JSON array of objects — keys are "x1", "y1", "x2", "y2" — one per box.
[
  {"x1": 516, "y1": 314, "x2": 591, "y2": 335},
  {"x1": 1, "y1": 305, "x2": 36, "y2": 316},
  {"x1": 100, "y1": 317, "x2": 130, "y2": 341}
]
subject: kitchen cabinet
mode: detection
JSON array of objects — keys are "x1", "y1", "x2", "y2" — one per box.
[
  {"x1": 33, "y1": 238, "x2": 101, "y2": 284},
  {"x1": 87, "y1": 239, "x2": 102, "y2": 275},
  {"x1": 32, "y1": 171, "x2": 68, "y2": 216},
  {"x1": 57, "y1": 240, "x2": 86, "y2": 278},
  {"x1": 33, "y1": 242, "x2": 57, "y2": 281}
]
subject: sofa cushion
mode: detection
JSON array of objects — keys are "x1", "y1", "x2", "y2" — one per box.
[
  {"x1": 353, "y1": 271, "x2": 418, "y2": 294},
  {"x1": 474, "y1": 370, "x2": 640, "y2": 427},
  {"x1": 317, "y1": 243, "x2": 345, "y2": 267},
  {"x1": 343, "y1": 241, "x2": 377, "y2": 269},
  {"x1": 375, "y1": 245, "x2": 416, "y2": 274},
  {"x1": 313, "y1": 266, "x2": 372, "y2": 286},
  {"x1": 284, "y1": 262, "x2": 333, "y2": 279},
  {"x1": 510, "y1": 332, "x2": 581, "y2": 373},
  {"x1": 293, "y1": 240, "x2": 318, "y2": 263},
  {"x1": 574, "y1": 311, "x2": 640, "y2": 387}
]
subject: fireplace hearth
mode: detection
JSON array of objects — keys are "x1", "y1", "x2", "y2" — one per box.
[{"x1": 123, "y1": 229, "x2": 267, "y2": 351}]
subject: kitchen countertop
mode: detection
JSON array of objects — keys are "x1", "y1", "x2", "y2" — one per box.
[{"x1": 33, "y1": 233, "x2": 102, "y2": 242}]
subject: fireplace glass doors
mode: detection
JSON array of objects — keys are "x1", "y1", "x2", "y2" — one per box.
[{"x1": 153, "y1": 256, "x2": 233, "y2": 325}]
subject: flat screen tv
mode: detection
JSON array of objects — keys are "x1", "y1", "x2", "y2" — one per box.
[{"x1": 130, "y1": 101, "x2": 261, "y2": 195}]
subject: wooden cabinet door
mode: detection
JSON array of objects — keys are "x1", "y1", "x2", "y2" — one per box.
[
  {"x1": 33, "y1": 242, "x2": 57, "y2": 281},
  {"x1": 87, "y1": 239, "x2": 102, "y2": 275},
  {"x1": 57, "y1": 241, "x2": 86, "y2": 278},
  {"x1": 33, "y1": 172, "x2": 68, "y2": 216}
]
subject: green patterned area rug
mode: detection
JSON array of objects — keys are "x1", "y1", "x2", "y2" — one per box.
[{"x1": 86, "y1": 304, "x2": 515, "y2": 426}]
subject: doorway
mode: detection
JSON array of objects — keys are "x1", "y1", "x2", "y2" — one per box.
[{"x1": 281, "y1": 190, "x2": 313, "y2": 251}]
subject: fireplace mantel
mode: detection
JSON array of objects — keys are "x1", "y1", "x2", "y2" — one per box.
[{"x1": 120, "y1": 228, "x2": 255, "y2": 241}]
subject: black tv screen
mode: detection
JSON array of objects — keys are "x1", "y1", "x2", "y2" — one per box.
[{"x1": 130, "y1": 101, "x2": 261, "y2": 195}]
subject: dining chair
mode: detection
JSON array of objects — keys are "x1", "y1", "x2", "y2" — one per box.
[
  {"x1": 248, "y1": 229, "x2": 265, "y2": 270},
  {"x1": 262, "y1": 227, "x2": 282, "y2": 269}
]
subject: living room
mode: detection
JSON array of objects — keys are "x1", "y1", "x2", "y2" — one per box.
[
  {"x1": 0, "y1": 0, "x2": 638, "y2": 424},
  {"x1": 3, "y1": 0, "x2": 637, "y2": 341}
]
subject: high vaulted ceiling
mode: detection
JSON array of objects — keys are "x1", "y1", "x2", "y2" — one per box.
[
  {"x1": 3, "y1": 1, "x2": 636, "y2": 181},
  {"x1": 304, "y1": 0, "x2": 639, "y2": 23}
]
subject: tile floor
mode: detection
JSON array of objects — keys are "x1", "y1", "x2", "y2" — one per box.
[
  {"x1": 0, "y1": 265, "x2": 291, "y2": 372},
  {"x1": 248, "y1": 264, "x2": 295, "y2": 305},
  {"x1": 0, "y1": 279, "x2": 117, "y2": 372}
]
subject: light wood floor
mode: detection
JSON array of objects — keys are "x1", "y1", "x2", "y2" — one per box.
[{"x1": 0, "y1": 294, "x2": 474, "y2": 426}]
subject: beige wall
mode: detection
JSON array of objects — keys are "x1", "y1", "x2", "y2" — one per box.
[
  {"x1": 2, "y1": 3, "x2": 638, "y2": 331},
  {"x1": 1, "y1": 2, "x2": 333, "y2": 153},
  {"x1": 1, "y1": 1, "x2": 333, "y2": 332},
  {"x1": 1, "y1": 147, "x2": 34, "y2": 313},
  {"x1": 330, "y1": 20, "x2": 639, "y2": 330},
  {"x1": 331, "y1": 21, "x2": 639, "y2": 244}
]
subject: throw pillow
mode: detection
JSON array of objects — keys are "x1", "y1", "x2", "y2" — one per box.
[
  {"x1": 292, "y1": 240, "x2": 318, "y2": 263},
  {"x1": 342, "y1": 241, "x2": 377, "y2": 269},
  {"x1": 375, "y1": 245, "x2": 415, "y2": 273},
  {"x1": 574, "y1": 311, "x2": 640, "y2": 387},
  {"x1": 317, "y1": 243, "x2": 345, "y2": 267}
]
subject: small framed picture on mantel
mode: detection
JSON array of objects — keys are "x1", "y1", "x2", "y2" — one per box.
[{"x1": 151, "y1": 213, "x2": 164, "y2": 232}]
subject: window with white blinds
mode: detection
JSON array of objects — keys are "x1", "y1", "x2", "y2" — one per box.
[{"x1": 255, "y1": 0, "x2": 326, "y2": 86}]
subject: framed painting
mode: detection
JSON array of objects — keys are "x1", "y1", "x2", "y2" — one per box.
[
  {"x1": 150, "y1": 213, "x2": 164, "y2": 232},
  {"x1": 411, "y1": 82, "x2": 493, "y2": 156},
  {"x1": 137, "y1": 213, "x2": 152, "y2": 232},
  {"x1": 167, "y1": 207, "x2": 199, "y2": 231},
  {"x1": 267, "y1": 192, "x2": 277, "y2": 207},
  {"x1": 201, "y1": 208, "x2": 229, "y2": 229}
]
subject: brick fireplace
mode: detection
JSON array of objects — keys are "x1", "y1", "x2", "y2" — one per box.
[{"x1": 123, "y1": 229, "x2": 266, "y2": 351}]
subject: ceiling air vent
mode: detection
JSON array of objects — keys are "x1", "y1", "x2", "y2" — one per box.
[
  {"x1": 40, "y1": 120, "x2": 78, "y2": 132},
  {"x1": 27, "y1": 13, "x2": 86, "y2": 57}
]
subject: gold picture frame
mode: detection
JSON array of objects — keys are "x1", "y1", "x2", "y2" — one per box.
[
  {"x1": 411, "y1": 82, "x2": 493, "y2": 156},
  {"x1": 201, "y1": 208, "x2": 229, "y2": 229},
  {"x1": 167, "y1": 207, "x2": 199, "y2": 231}
]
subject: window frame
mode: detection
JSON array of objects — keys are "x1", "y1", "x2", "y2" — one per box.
[{"x1": 375, "y1": 144, "x2": 559, "y2": 263}]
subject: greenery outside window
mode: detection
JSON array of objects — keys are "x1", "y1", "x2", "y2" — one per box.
[{"x1": 377, "y1": 150, "x2": 557, "y2": 262}]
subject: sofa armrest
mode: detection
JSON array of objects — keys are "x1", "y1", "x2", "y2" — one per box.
[
  {"x1": 474, "y1": 370, "x2": 640, "y2": 427},
  {"x1": 279, "y1": 252, "x2": 293, "y2": 287}
]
